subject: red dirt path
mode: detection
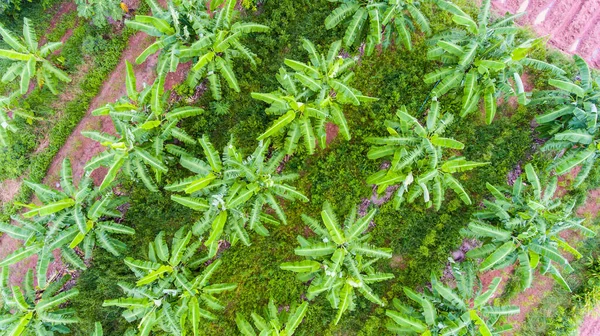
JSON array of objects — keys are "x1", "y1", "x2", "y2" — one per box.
[{"x1": 43, "y1": 32, "x2": 159, "y2": 186}]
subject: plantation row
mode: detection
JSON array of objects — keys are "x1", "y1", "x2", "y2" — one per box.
[{"x1": 0, "y1": 0, "x2": 599, "y2": 335}]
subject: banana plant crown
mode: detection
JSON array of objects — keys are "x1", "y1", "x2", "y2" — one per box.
[
  {"x1": 0, "y1": 18, "x2": 70, "y2": 95},
  {"x1": 103, "y1": 228, "x2": 237, "y2": 336},
  {"x1": 542, "y1": 103, "x2": 600, "y2": 188},
  {"x1": 254, "y1": 38, "x2": 376, "y2": 148},
  {"x1": 251, "y1": 66, "x2": 332, "y2": 155},
  {"x1": 0, "y1": 267, "x2": 79, "y2": 336},
  {"x1": 127, "y1": 0, "x2": 269, "y2": 100},
  {"x1": 1, "y1": 159, "x2": 132, "y2": 287},
  {"x1": 169, "y1": 136, "x2": 308, "y2": 257},
  {"x1": 280, "y1": 202, "x2": 394, "y2": 325},
  {"x1": 325, "y1": 0, "x2": 431, "y2": 55},
  {"x1": 366, "y1": 101, "x2": 489, "y2": 210},
  {"x1": 461, "y1": 163, "x2": 595, "y2": 291},
  {"x1": 235, "y1": 299, "x2": 309, "y2": 336},
  {"x1": 0, "y1": 93, "x2": 40, "y2": 147},
  {"x1": 183, "y1": 0, "x2": 269, "y2": 100},
  {"x1": 84, "y1": 62, "x2": 203, "y2": 192},
  {"x1": 386, "y1": 262, "x2": 519, "y2": 335},
  {"x1": 533, "y1": 55, "x2": 600, "y2": 186},
  {"x1": 426, "y1": 0, "x2": 557, "y2": 124}
]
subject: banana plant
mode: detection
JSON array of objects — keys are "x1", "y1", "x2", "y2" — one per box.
[
  {"x1": 84, "y1": 61, "x2": 203, "y2": 191},
  {"x1": 325, "y1": 0, "x2": 431, "y2": 55},
  {"x1": 541, "y1": 103, "x2": 600, "y2": 187},
  {"x1": 236, "y1": 299, "x2": 309, "y2": 336},
  {"x1": 0, "y1": 93, "x2": 40, "y2": 147},
  {"x1": 426, "y1": 0, "x2": 560, "y2": 124},
  {"x1": 0, "y1": 215, "x2": 82, "y2": 289},
  {"x1": 183, "y1": 0, "x2": 270, "y2": 100},
  {"x1": 0, "y1": 18, "x2": 70, "y2": 94},
  {"x1": 0, "y1": 267, "x2": 79, "y2": 336},
  {"x1": 92, "y1": 322, "x2": 104, "y2": 336},
  {"x1": 386, "y1": 262, "x2": 519, "y2": 335},
  {"x1": 280, "y1": 202, "x2": 394, "y2": 325},
  {"x1": 251, "y1": 66, "x2": 330, "y2": 155},
  {"x1": 461, "y1": 163, "x2": 595, "y2": 291},
  {"x1": 253, "y1": 39, "x2": 376, "y2": 148},
  {"x1": 125, "y1": 0, "x2": 202, "y2": 71},
  {"x1": 169, "y1": 136, "x2": 308, "y2": 257},
  {"x1": 103, "y1": 228, "x2": 237, "y2": 336},
  {"x1": 532, "y1": 56, "x2": 600, "y2": 186},
  {"x1": 1, "y1": 159, "x2": 133, "y2": 286},
  {"x1": 126, "y1": 0, "x2": 268, "y2": 100},
  {"x1": 366, "y1": 101, "x2": 489, "y2": 210},
  {"x1": 74, "y1": 0, "x2": 123, "y2": 28}
]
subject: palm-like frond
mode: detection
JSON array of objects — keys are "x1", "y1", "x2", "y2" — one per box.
[
  {"x1": 462, "y1": 164, "x2": 594, "y2": 291},
  {"x1": 104, "y1": 228, "x2": 236, "y2": 335},
  {"x1": 280, "y1": 201, "x2": 393, "y2": 325},
  {"x1": 0, "y1": 267, "x2": 79, "y2": 335},
  {"x1": 386, "y1": 262, "x2": 517, "y2": 335},
  {"x1": 428, "y1": 0, "x2": 548, "y2": 124},
  {"x1": 253, "y1": 39, "x2": 376, "y2": 153},
  {"x1": 85, "y1": 66, "x2": 202, "y2": 191},
  {"x1": 2, "y1": 159, "x2": 133, "y2": 284},
  {"x1": 367, "y1": 101, "x2": 488, "y2": 210},
  {"x1": 169, "y1": 137, "x2": 307, "y2": 256},
  {"x1": 0, "y1": 18, "x2": 70, "y2": 95},
  {"x1": 236, "y1": 299, "x2": 309, "y2": 335},
  {"x1": 325, "y1": 0, "x2": 431, "y2": 54}
]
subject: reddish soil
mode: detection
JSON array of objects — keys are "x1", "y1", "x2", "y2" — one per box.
[
  {"x1": 0, "y1": 179, "x2": 21, "y2": 204},
  {"x1": 165, "y1": 61, "x2": 193, "y2": 91},
  {"x1": 577, "y1": 189, "x2": 600, "y2": 219},
  {"x1": 479, "y1": 265, "x2": 514, "y2": 299},
  {"x1": 0, "y1": 0, "x2": 181, "y2": 289},
  {"x1": 325, "y1": 122, "x2": 339, "y2": 145},
  {"x1": 506, "y1": 273, "x2": 556, "y2": 333},
  {"x1": 0, "y1": 234, "x2": 69, "y2": 286},
  {"x1": 492, "y1": 0, "x2": 600, "y2": 68},
  {"x1": 43, "y1": 33, "x2": 159, "y2": 186}
]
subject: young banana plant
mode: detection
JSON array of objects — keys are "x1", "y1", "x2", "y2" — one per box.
[
  {"x1": 169, "y1": 136, "x2": 308, "y2": 256},
  {"x1": 461, "y1": 163, "x2": 595, "y2": 291},
  {"x1": 325, "y1": 0, "x2": 431, "y2": 55},
  {"x1": 235, "y1": 299, "x2": 309, "y2": 336},
  {"x1": 1, "y1": 159, "x2": 133, "y2": 286},
  {"x1": 426, "y1": 0, "x2": 560, "y2": 124},
  {"x1": 126, "y1": 0, "x2": 268, "y2": 100},
  {"x1": 532, "y1": 56, "x2": 600, "y2": 186},
  {"x1": 0, "y1": 93, "x2": 40, "y2": 147},
  {"x1": 103, "y1": 228, "x2": 237, "y2": 336},
  {"x1": 0, "y1": 267, "x2": 79, "y2": 336},
  {"x1": 366, "y1": 101, "x2": 489, "y2": 210},
  {"x1": 251, "y1": 66, "x2": 331, "y2": 155},
  {"x1": 280, "y1": 202, "x2": 394, "y2": 325},
  {"x1": 254, "y1": 39, "x2": 376, "y2": 147},
  {"x1": 0, "y1": 18, "x2": 70, "y2": 95},
  {"x1": 386, "y1": 262, "x2": 519, "y2": 335},
  {"x1": 183, "y1": 0, "x2": 270, "y2": 100},
  {"x1": 125, "y1": 0, "x2": 202, "y2": 71},
  {"x1": 84, "y1": 61, "x2": 203, "y2": 191},
  {"x1": 0, "y1": 215, "x2": 79, "y2": 289}
]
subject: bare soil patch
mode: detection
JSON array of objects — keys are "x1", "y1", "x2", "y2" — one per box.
[
  {"x1": 325, "y1": 122, "x2": 339, "y2": 145},
  {"x1": 491, "y1": 0, "x2": 600, "y2": 68},
  {"x1": 0, "y1": 179, "x2": 22, "y2": 204},
  {"x1": 43, "y1": 33, "x2": 159, "y2": 186},
  {"x1": 506, "y1": 273, "x2": 555, "y2": 334}
]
